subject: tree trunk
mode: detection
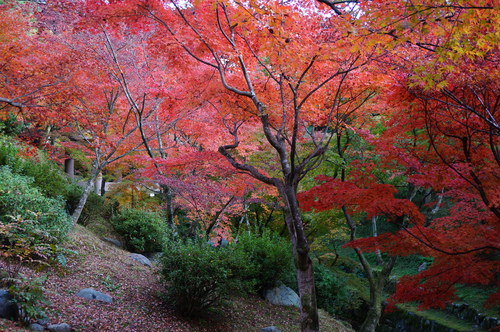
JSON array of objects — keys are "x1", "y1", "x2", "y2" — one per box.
[
  {"x1": 64, "y1": 158, "x2": 74, "y2": 179},
  {"x1": 359, "y1": 288, "x2": 383, "y2": 332},
  {"x1": 71, "y1": 168, "x2": 100, "y2": 226},
  {"x1": 165, "y1": 186, "x2": 174, "y2": 225},
  {"x1": 281, "y1": 184, "x2": 319, "y2": 332},
  {"x1": 372, "y1": 216, "x2": 384, "y2": 265},
  {"x1": 100, "y1": 177, "x2": 106, "y2": 196},
  {"x1": 160, "y1": 184, "x2": 175, "y2": 225},
  {"x1": 296, "y1": 248, "x2": 319, "y2": 332},
  {"x1": 343, "y1": 206, "x2": 395, "y2": 332},
  {"x1": 94, "y1": 172, "x2": 102, "y2": 195}
]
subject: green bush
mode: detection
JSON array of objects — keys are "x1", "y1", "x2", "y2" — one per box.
[
  {"x1": 233, "y1": 231, "x2": 295, "y2": 293},
  {"x1": 0, "y1": 136, "x2": 81, "y2": 213},
  {"x1": 111, "y1": 208, "x2": 167, "y2": 253},
  {"x1": 0, "y1": 137, "x2": 22, "y2": 169},
  {"x1": 0, "y1": 113, "x2": 26, "y2": 136},
  {"x1": 8, "y1": 274, "x2": 49, "y2": 323},
  {"x1": 160, "y1": 233, "x2": 292, "y2": 317},
  {"x1": 314, "y1": 264, "x2": 350, "y2": 315},
  {"x1": 0, "y1": 166, "x2": 72, "y2": 241},
  {"x1": 80, "y1": 192, "x2": 114, "y2": 226},
  {"x1": 19, "y1": 156, "x2": 82, "y2": 213},
  {"x1": 0, "y1": 166, "x2": 73, "y2": 270},
  {"x1": 161, "y1": 240, "x2": 251, "y2": 316}
]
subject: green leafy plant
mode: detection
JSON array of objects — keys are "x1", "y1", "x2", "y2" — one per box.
[
  {"x1": 0, "y1": 166, "x2": 72, "y2": 240},
  {"x1": 233, "y1": 230, "x2": 295, "y2": 293},
  {"x1": 161, "y1": 240, "x2": 244, "y2": 316},
  {"x1": 0, "y1": 136, "x2": 82, "y2": 213},
  {"x1": 80, "y1": 192, "x2": 115, "y2": 226},
  {"x1": 111, "y1": 208, "x2": 167, "y2": 253},
  {"x1": 8, "y1": 274, "x2": 49, "y2": 323},
  {"x1": 0, "y1": 113, "x2": 26, "y2": 136},
  {"x1": 101, "y1": 275, "x2": 122, "y2": 293},
  {"x1": 314, "y1": 264, "x2": 350, "y2": 315}
]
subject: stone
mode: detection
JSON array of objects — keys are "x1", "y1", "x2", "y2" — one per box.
[
  {"x1": 417, "y1": 262, "x2": 427, "y2": 272},
  {"x1": 30, "y1": 323, "x2": 45, "y2": 331},
  {"x1": 47, "y1": 323, "x2": 71, "y2": 332},
  {"x1": 36, "y1": 317, "x2": 50, "y2": 325},
  {"x1": 264, "y1": 285, "x2": 300, "y2": 307},
  {"x1": 261, "y1": 326, "x2": 281, "y2": 332},
  {"x1": 76, "y1": 288, "x2": 113, "y2": 303},
  {"x1": 0, "y1": 289, "x2": 18, "y2": 321},
  {"x1": 102, "y1": 237, "x2": 122, "y2": 248},
  {"x1": 129, "y1": 253, "x2": 152, "y2": 267}
]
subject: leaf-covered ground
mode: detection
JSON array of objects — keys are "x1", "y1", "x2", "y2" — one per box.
[{"x1": 1, "y1": 225, "x2": 353, "y2": 331}]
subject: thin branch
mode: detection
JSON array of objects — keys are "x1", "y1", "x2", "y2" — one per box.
[{"x1": 402, "y1": 224, "x2": 500, "y2": 256}]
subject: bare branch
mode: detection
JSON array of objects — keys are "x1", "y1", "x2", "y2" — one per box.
[
  {"x1": 0, "y1": 97, "x2": 23, "y2": 109},
  {"x1": 218, "y1": 121, "x2": 276, "y2": 186}
]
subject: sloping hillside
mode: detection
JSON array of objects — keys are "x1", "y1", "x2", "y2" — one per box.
[{"x1": 1, "y1": 225, "x2": 353, "y2": 332}]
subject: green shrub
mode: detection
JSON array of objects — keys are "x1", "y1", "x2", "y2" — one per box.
[
  {"x1": 0, "y1": 216, "x2": 65, "y2": 265},
  {"x1": 0, "y1": 137, "x2": 22, "y2": 168},
  {"x1": 19, "y1": 156, "x2": 82, "y2": 213},
  {"x1": 0, "y1": 166, "x2": 72, "y2": 241},
  {"x1": 233, "y1": 231, "x2": 294, "y2": 293},
  {"x1": 160, "y1": 234, "x2": 291, "y2": 317},
  {"x1": 111, "y1": 208, "x2": 167, "y2": 253},
  {"x1": 0, "y1": 167, "x2": 73, "y2": 271},
  {"x1": 0, "y1": 136, "x2": 81, "y2": 213},
  {"x1": 8, "y1": 274, "x2": 49, "y2": 323},
  {"x1": 314, "y1": 264, "x2": 350, "y2": 315},
  {"x1": 217, "y1": 246, "x2": 257, "y2": 295},
  {"x1": 0, "y1": 113, "x2": 26, "y2": 136},
  {"x1": 80, "y1": 192, "x2": 114, "y2": 226},
  {"x1": 161, "y1": 240, "x2": 250, "y2": 316}
]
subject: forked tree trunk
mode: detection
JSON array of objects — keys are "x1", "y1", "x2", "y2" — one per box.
[{"x1": 343, "y1": 207, "x2": 396, "y2": 332}]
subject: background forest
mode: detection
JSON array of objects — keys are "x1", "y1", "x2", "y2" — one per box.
[{"x1": 0, "y1": 0, "x2": 498, "y2": 331}]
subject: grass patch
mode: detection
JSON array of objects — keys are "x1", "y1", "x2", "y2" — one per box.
[
  {"x1": 455, "y1": 285, "x2": 499, "y2": 318},
  {"x1": 398, "y1": 303, "x2": 485, "y2": 332}
]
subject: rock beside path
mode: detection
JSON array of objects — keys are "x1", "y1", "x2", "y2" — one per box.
[
  {"x1": 0, "y1": 289, "x2": 18, "y2": 321},
  {"x1": 76, "y1": 288, "x2": 113, "y2": 304},
  {"x1": 129, "y1": 253, "x2": 152, "y2": 267},
  {"x1": 47, "y1": 323, "x2": 71, "y2": 332},
  {"x1": 102, "y1": 237, "x2": 123, "y2": 248},
  {"x1": 264, "y1": 285, "x2": 300, "y2": 307}
]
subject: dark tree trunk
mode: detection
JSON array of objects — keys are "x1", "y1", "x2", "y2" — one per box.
[
  {"x1": 159, "y1": 184, "x2": 175, "y2": 225},
  {"x1": 165, "y1": 186, "x2": 174, "y2": 225},
  {"x1": 280, "y1": 183, "x2": 319, "y2": 332},
  {"x1": 343, "y1": 207, "x2": 396, "y2": 332},
  {"x1": 296, "y1": 250, "x2": 319, "y2": 332},
  {"x1": 359, "y1": 288, "x2": 383, "y2": 332},
  {"x1": 100, "y1": 177, "x2": 106, "y2": 196}
]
